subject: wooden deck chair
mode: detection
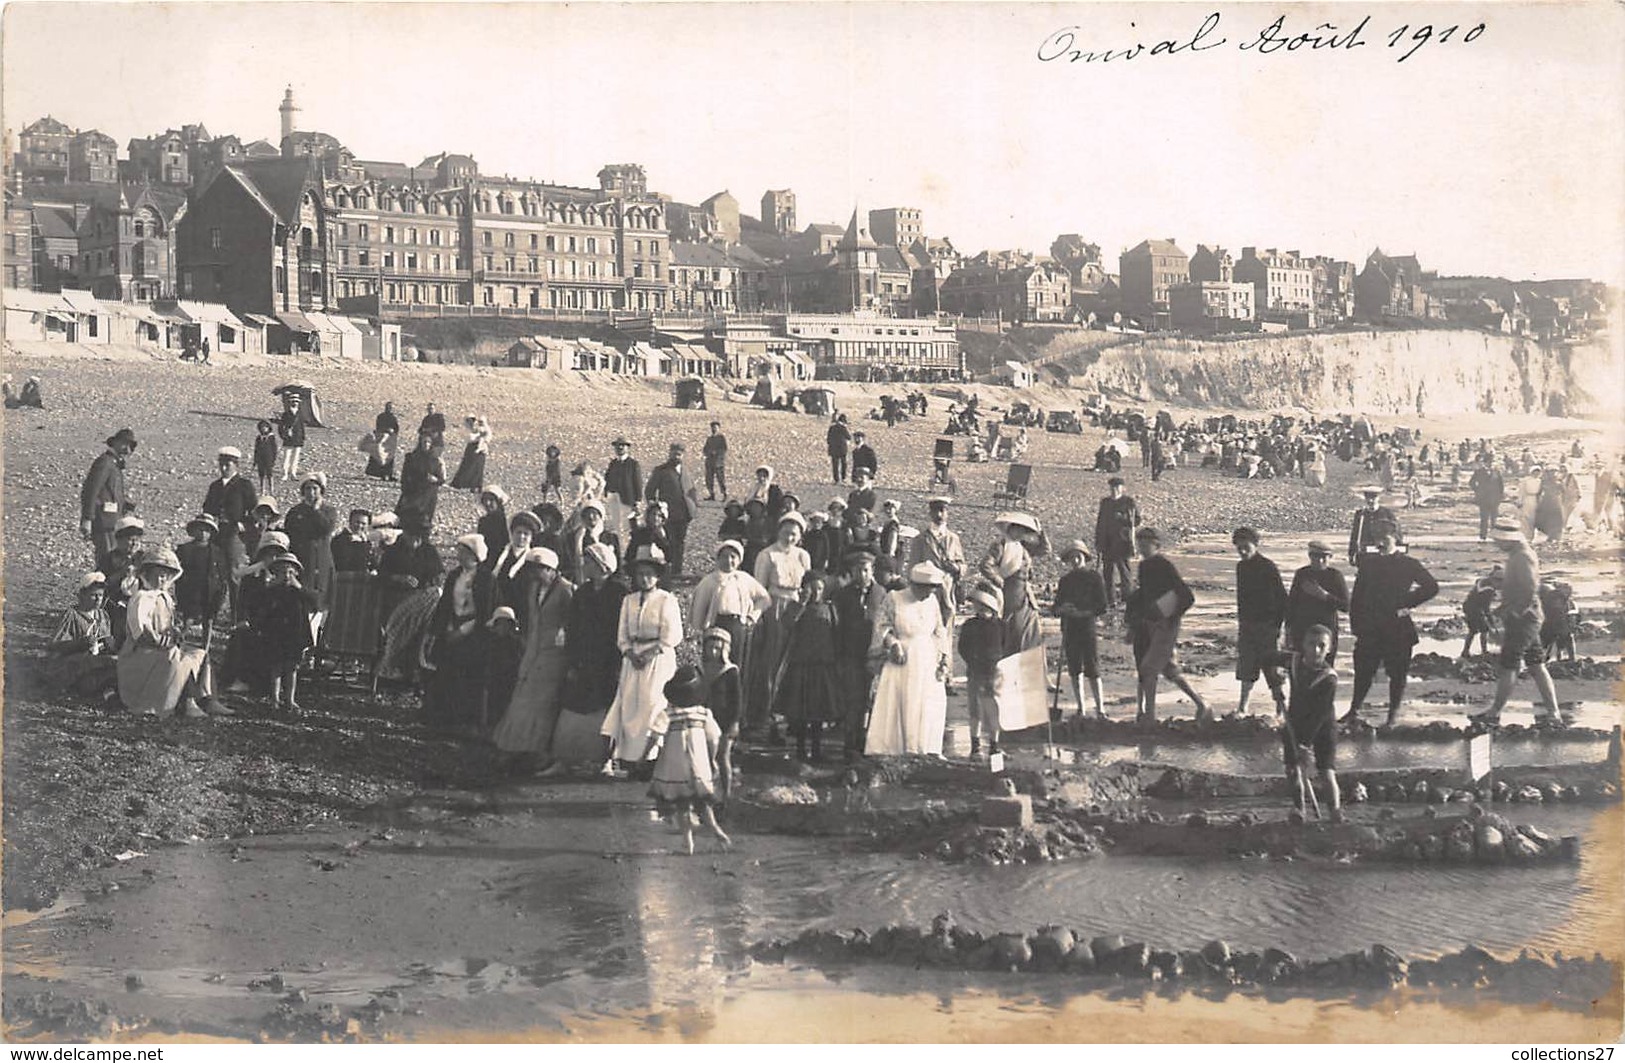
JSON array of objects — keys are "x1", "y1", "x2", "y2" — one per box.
[
  {"x1": 318, "y1": 571, "x2": 405, "y2": 696},
  {"x1": 993, "y1": 463, "x2": 1033, "y2": 503}
]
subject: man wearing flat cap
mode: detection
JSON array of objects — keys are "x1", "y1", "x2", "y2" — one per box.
[
  {"x1": 1345, "y1": 516, "x2": 1438, "y2": 727},
  {"x1": 604, "y1": 436, "x2": 642, "y2": 547},
  {"x1": 204, "y1": 445, "x2": 261, "y2": 618},
  {"x1": 1348, "y1": 487, "x2": 1401, "y2": 567},
  {"x1": 1094, "y1": 476, "x2": 1139, "y2": 608},
  {"x1": 1287, "y1": 541, "x2": 1349, "y2": 664},
  {"x1": 646, "y1": 442, "x2": 699, "y2": 579},
  {"x1": 908, "y1": 496, "x2": 966, "y2": 627},
  {"x1": 81, "y1": 428, "x2": 138, "y2": 566}
]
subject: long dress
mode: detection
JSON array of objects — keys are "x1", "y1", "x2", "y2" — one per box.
[
  {"x1": 117, "y1": 589, "x2": 207, "y2": 715},
  {"x1": 552, "y1": 577, "x2": 627, "y2": 763},
  {"x1": 865, "y1": 590, "x2": 949, "y2": 756},
  {"x1": 451, "y1": 429, "x2": 489, "y2": 491},
  {"x1": 648, "y1": 704, "x2": 722, "y2": 813},
  {"x1": 491, "y1": 578, "x2": 576, "y2": 755},
  {"x1": 366, "y1": 411, "x2": 400, "y2": 479},
  {"x1": 396, "y1": 448, "x2": 445, "y2": 531},
  {"x1": 283, "y1": 501, "x2": 338, "y2": 616},
  {"x1": 743, "y1": 543, "x2": 810, "y2": 726},
  {"x1": 600, "y1": 585, "x2": 683, "y2": 758},
  {"x1": 774, "y1": 600, "x2": 843, "y2": 725}
]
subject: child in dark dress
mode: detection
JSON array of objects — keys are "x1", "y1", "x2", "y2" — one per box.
[
  {"x1": 774, "y1": 570, "x2": 843, "y2": 761},
  {"x1": 1053, "y1": 540, "x2": 1109, "y2": 718},
  {"x1": 258, "y1": 552, "x2": 318, "y2": 713},
  {"x1": 699, "y1": 626, "x2": 743, "y2": 802},
  {"x1": 543, "y1": 445, "x2": 564, "y2": 503},
  {"x1": 1461, "y1": 567, "x2": 1501, "y2": 658},
  {"x1": 958, "y1": 586, "x2": 1009, "y2": 757},
  {"x1": 484, "y1": 606, "x2": 524, "y2": 731},
  {"x1": 717, "y1": 500, "x2": 748, "y2": 543},
  {"x1": 252, "y1": 420, "x2": 279, "y2": 496}
]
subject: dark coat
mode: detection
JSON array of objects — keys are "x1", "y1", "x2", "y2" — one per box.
[
  {"x1": 832, "y1": 578, "x2": 888, "y2": 661},
  {"x1": 79, "y1": 450, "x2": 130, "y2": 530},
  {"x1": 203, "y1": 474, "x2": 259, "y2": 540},
  {"x1": 604, "y1": 456, "x2": 643, "y2": 505},
  {"x1": 283, "y1": 501, "x2": 339, "y2": 611},
  {"x1": 1349, "y1": 551, "x2": 1439, "y2": 646},
  {"x1": 645, "y1": 460, "x2": 698, "y2": 525}
]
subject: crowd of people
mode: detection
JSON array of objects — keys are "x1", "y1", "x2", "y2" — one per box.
[{"x1": 46, "y1": 387, "x2": 1616, "y2": 842}]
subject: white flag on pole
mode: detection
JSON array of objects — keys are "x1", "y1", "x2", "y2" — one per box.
[
  {"x1": 1467, "y1": 732, "x2": 1493, "y2": 782},
  {"x1": 995, "y1": 646, "x2": 1051, "y2": 731}
]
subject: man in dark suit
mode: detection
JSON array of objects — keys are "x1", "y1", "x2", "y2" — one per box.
[
  {"x1": 1345, "y1": 518, "x2": 1439, "y2": 727},
  {"x1": 203, "y1": 445, "x2": 261, "y2": 620},
  {"x1": 604, "y1": 435, "x2": 642, "y2": 546},
  {"x1": 851, "y1": 431, "x2": 878, "y2": 481},
  {"x1": 826, "y1": 414, "x2": 853, "y2": 483},
  {"x1": 645, "y1": 442, "x2": 699, "y2": 579},
  {"x1": 833, "y1": 547, "x2": 888, "y2": 761},
  {"x1": 80, "y1": 427, "x2": 137, "y2": 567},
  {"x1": 1348, "y1": 487, "x2": 1401, "y2": 566},
  {"x1": 701, "y1": 421, "x2": 728, "y2": 501},
  {"x1": 1093, "y1": 476, "x2": 1139, "y2": 607}
]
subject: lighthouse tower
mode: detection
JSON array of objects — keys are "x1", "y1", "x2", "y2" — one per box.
[{"x1": 279, "y1": 86, "x2": 300, "y2": 142}]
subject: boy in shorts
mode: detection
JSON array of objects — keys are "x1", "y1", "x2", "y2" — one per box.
[
  {"x1": 1053, "y1": 539, "x2": 1107, "y2": 718},
  {"x1": 1273, "y1": 624, "x2": 1342, "y2": 820}
]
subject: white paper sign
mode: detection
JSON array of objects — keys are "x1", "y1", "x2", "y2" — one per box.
[
  {"x1": 994, "y1": 646, "x2": 1051, "y2": 731},
  {"x1": 1467, "y1": 732, "x2": 1493, "y2": 782}
]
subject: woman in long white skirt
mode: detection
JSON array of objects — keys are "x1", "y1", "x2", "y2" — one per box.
[
  {"x1": 865, "y1": 563, "x2": 950, "y2": 756},
  {"x1": 601, "y1": 544, "x2": 683, "y2": 767}
]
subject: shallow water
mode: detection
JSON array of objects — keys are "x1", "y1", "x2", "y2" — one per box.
[{"x1": 1082, "y1": 737, "x2": 1611, "y2": 777}]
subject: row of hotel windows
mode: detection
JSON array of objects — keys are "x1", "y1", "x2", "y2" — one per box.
[
  {"x1": 334, "y1": 222, "x2": 660, "y2": 258},
  {"x1": 336, "y1": 249, "x2": 660, "y2": 279},
  {"x1": 328, "y1": 190, "x2": 663, "y2": 228},
  {"x1": 339, "y1": 280, "x2": 668, "y2": 311}
]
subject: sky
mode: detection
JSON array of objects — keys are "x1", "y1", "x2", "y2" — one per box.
[{"x1": 4, "y1": 2, "x2": 1622, "y2": 282}]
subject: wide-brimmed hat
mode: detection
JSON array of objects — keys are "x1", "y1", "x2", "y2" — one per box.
[
  {"x1": 256, "y1": 495, "x2": 281, "y2": 514},
  {"x1": 703, "y1": 626, "x2": 733, "y2": 649},
  {"x1": 525, "y1": 546, "x2": 561, "y2": 570},
  {"x1": 662, "y1": 665, "x2": 705, "y2": 708},
  {"x1": 105, "y1": 428, "x2": 138, "y2": 451},
  {"x1": 480, "y1": 485, "x2": 510, "y2": 506},
  {"x1": 1060, "y1": 539, "x2": 1092, "y2": 562},
  {"x1": 908, "y1": 562, "x2": 945, "y2": 586},
  {"x1": 715, "y1": 539, "x2": 744, "y2": 559},
  {"x1": 807, "y1": 510, "x2": 829, "y2": 523},
  {"x1": 1135, "y1": 527, "x2": 1162, "y2": 544},
  {"x1": 631, "y1": 543, "x2": 666, "y2": 571},
  {"x1": 139, "y1": 546, "x2": 182, "y2": 573},
  {"x1": 78, "y1": 571, "x2": 107, "y2": 591},
  {"x1": 1490, "y1": 521, "x2": 1527, "y2": 544},
  {"x1": 371, "y1": 511, "x2": 399, "y2": 529},
  {"x1": 509, "y1": 510, "x2": 543, "y2": 534},
  {"x1": 777, "y1": 511, "x2": 808, "y2": 532},
  {"x1": 755, "y1": 464, "x2": 774, "y2": 477},
  {"x1": 488, "y1": 606, "x2": 518, "y2": 628},
  {"x1": 114, "y1": 515, "x2": 145, "y2": 536},
  {"x1": 456, "y1": 533, "x2": 488, "y2": 563},
  {"x1": 300, "y1": 471, "x2": 328, "y2": 492},
  {"x1": 970, "y1": 585, "x2": 1004, "y2": 612},
  {"x1": 258, "y1": 531, "x2": 292, "y2": 554},
  {"x1": 267, "y1": 551, "x2": 303, "y2": 573},
  {"x1": 583, "y1": 541, "x2": 618, "y2": 575},
  {"x1": 926, "y1": 495, "x2": 953, "y2": 508},
  {"x1": 216, "y1": 446, "x2": 243, "y2": 462},
  {"x1": 1358, "y1": 486, "x2": 1383, "y2": 498},
  {"x1": 994, "y1": 511, "x2": 1040, "y2": 533},
  {"x1": 186, "y1": 513, "x2": 219, "y2": 534},
  {"x1": 578, "y1": 499, "x2": 606, "y2": 518}
]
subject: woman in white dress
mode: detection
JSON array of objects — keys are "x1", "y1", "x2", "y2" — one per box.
[
  {"x1": 744, "y1": 512, "x2": 811, "y2": 730},
  {"x1": 601, "y1": 544, "x2": 683, "y2": 770},
  {"x1": 865, "y1": 563, "x2": 950, "y2": 756}
]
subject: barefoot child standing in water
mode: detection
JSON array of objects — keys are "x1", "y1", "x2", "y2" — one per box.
[{"x1": 644, "y1": 666, "x2": 731, "y2": 855}]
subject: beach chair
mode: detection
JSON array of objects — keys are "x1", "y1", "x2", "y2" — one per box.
[
  {"x1": 928, "y1": 438, "x2": 958, "y2": 494},
  {"x1": 318, "y1": 571, "x2": 405, "y2": 696},
  {"x1": 993, "y1": 463, "x2": 1033, "y2": 503}
]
